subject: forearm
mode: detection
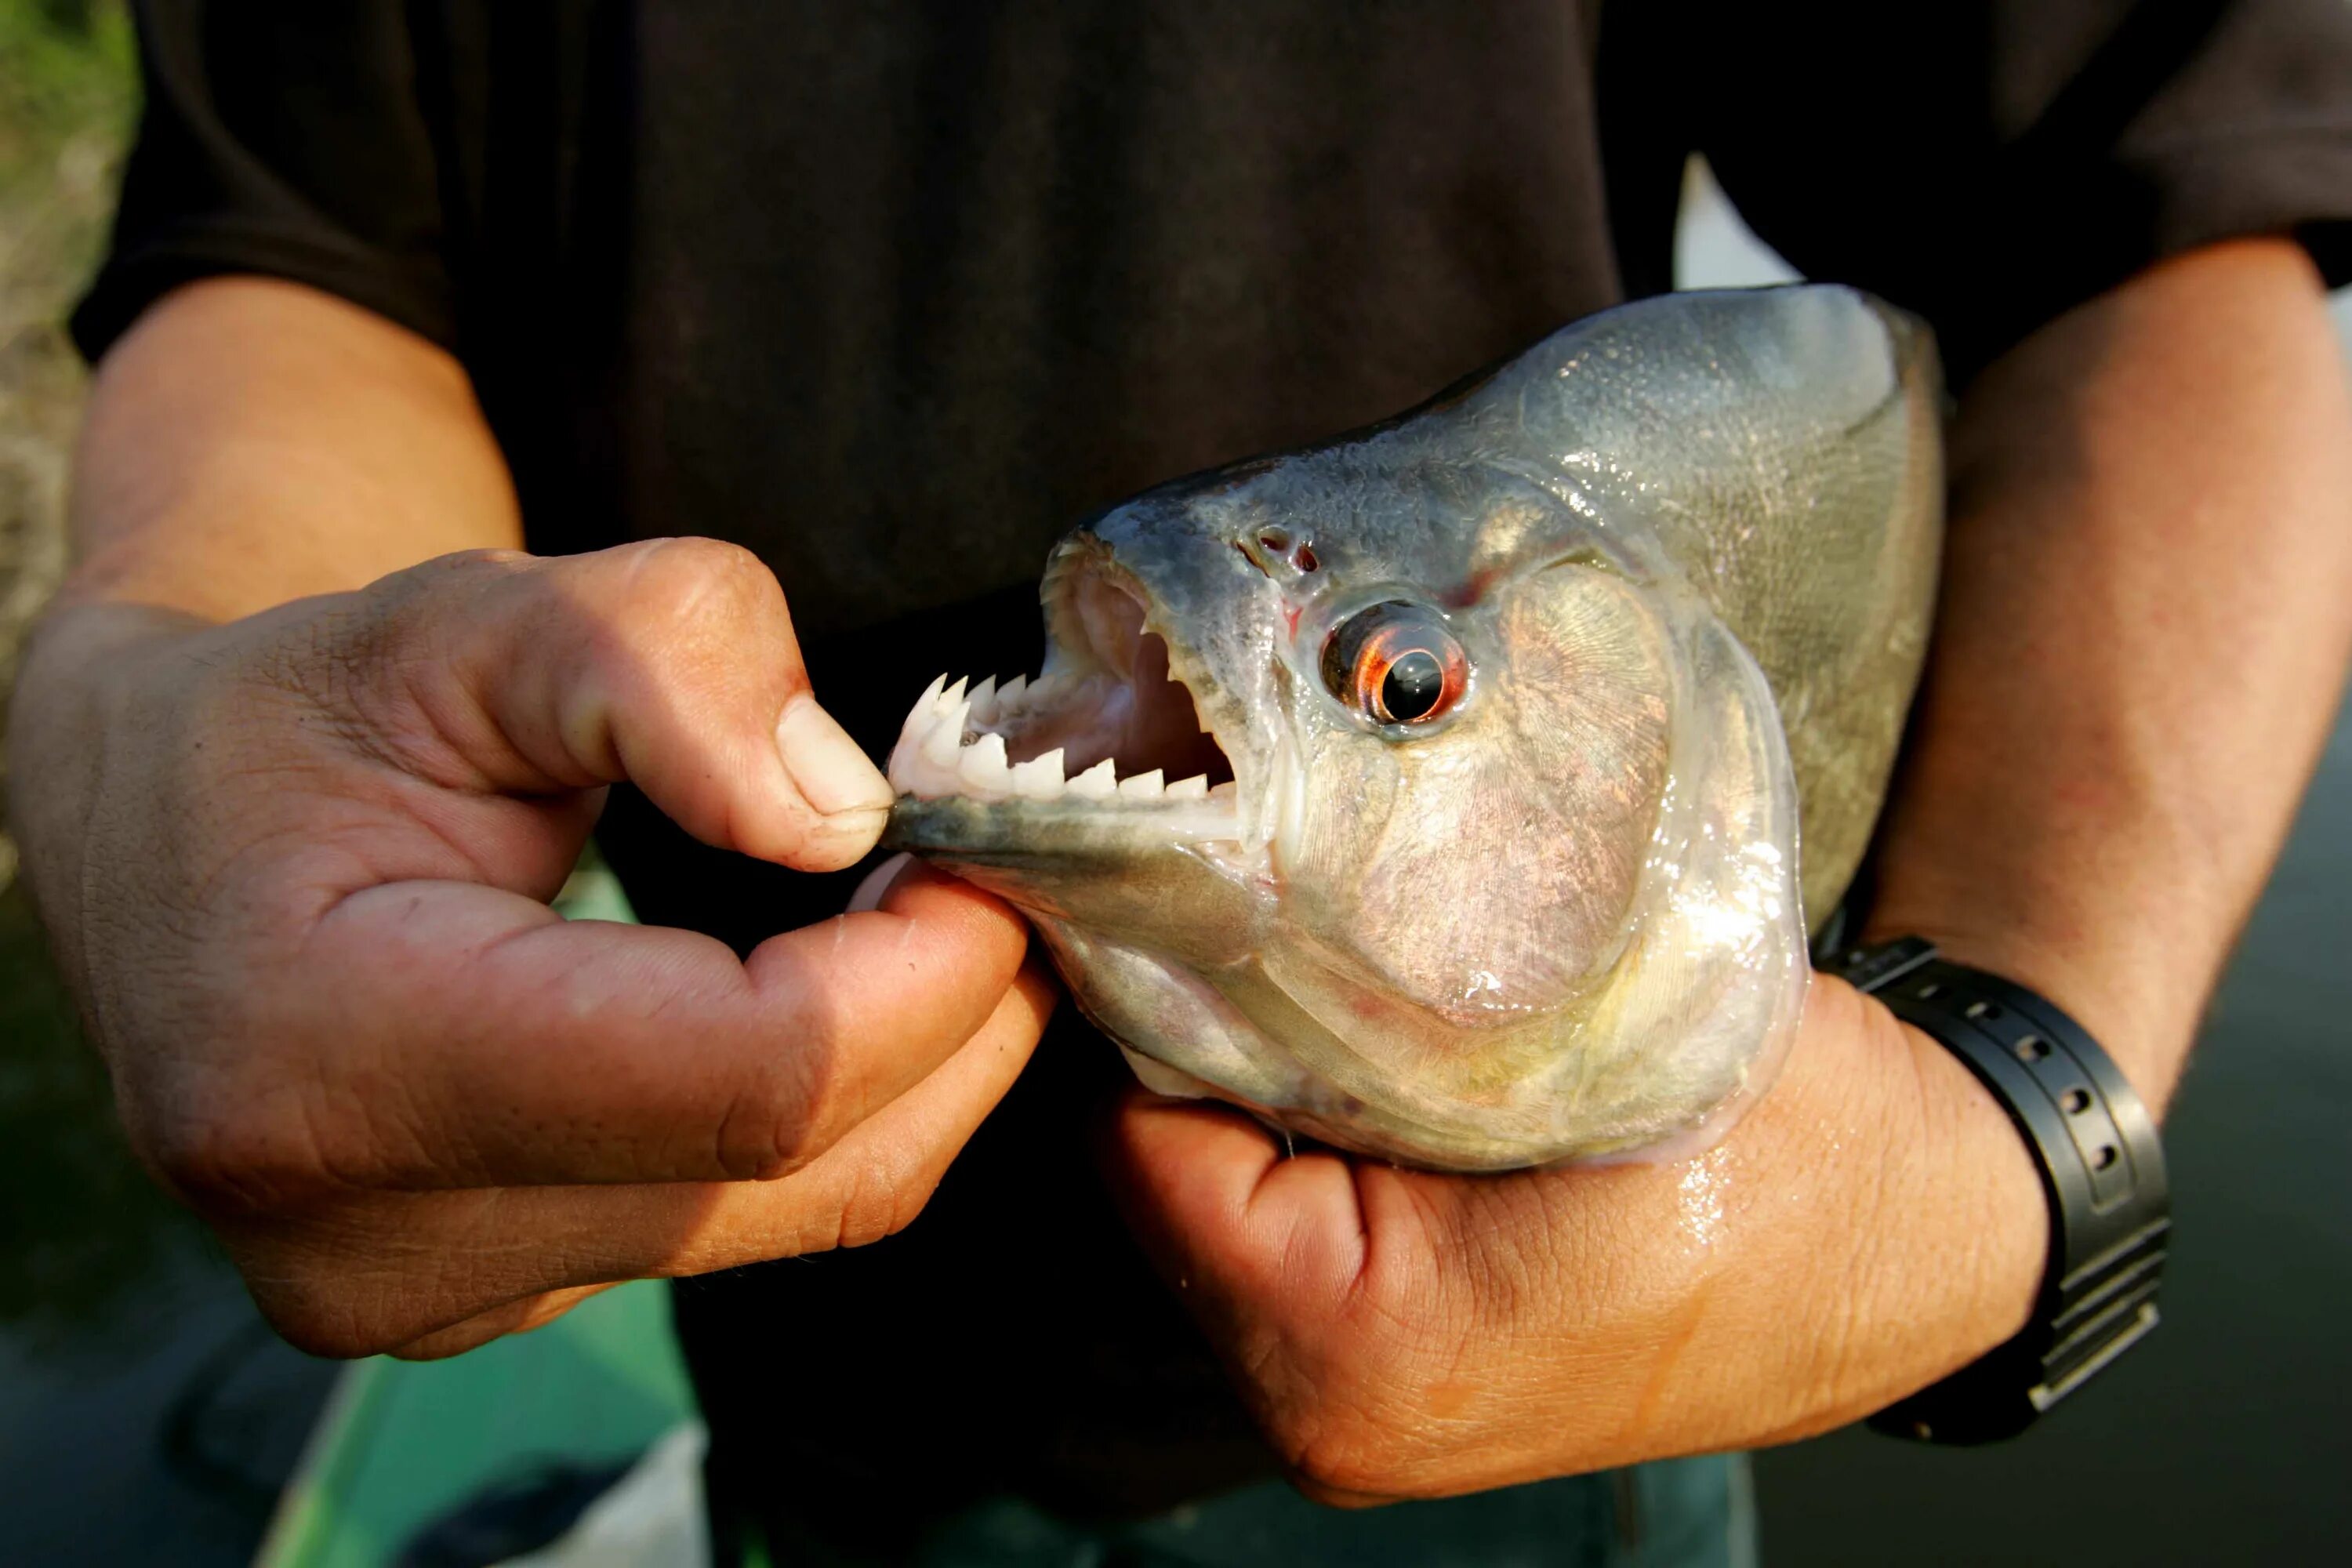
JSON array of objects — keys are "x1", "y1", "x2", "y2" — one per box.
[
  {"x1": 61, "y1": 276, "x2": 521, "y2": 622},
  {"x1": 1666, "y1": 238, "x2": 2352, "y2": 1444},
  {"x1": 1864, "y1": 238, "x2": 2352, "y2": 1112}
]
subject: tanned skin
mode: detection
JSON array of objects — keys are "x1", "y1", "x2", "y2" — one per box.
[
  {"x1": 9, "y1": 278, "x2": 1054, "y2": 1358},
  {"x1": 10, "y1": 241, "x2": 2350, "y2": 1472}
]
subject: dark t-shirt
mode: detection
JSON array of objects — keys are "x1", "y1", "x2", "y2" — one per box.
[{"x1": 76, "y1": 0, "x2": 2352, "y2": 1552}]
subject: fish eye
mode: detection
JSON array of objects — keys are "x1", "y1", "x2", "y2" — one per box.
[
  {"x1": 1381, "y1": 648, "x2": 1446, "y2": 720},
  {"x1": 1319, "y1": 601, "x2": 1468, "y2": 728}
]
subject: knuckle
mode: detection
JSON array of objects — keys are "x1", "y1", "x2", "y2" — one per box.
[
  {"x1": 714, "y1": 1083, "x2": 818, "y2": 1182},
  {"x1": 349, "y1": 546, "x2": 525, "y2": 645},
  {"x1": 251, "y1": 1287, "x2": 372, "y2": 1360},
  {"x1": 231, "y1": 590, "x2": 438, "y2": 765},
  {"x1": 229, "y1": 1210, "x2": 463, "y2": 1361},
  {"x1": 354, "y1": 547, "x2": 528, "y2": 656},
  {"x1": 614, "y1": 537, "x2": 784, "y2": 641},
  {"x1": 246, "y1": 1274, "x2": 397, "y2": 1360},
  {"x1": 831, "y1": 1159, "x2": 927, "y2": 1250},
  {"x1": 370, "y1": 546, "x2": 532, "y2": 615},
  {"x1": 140, "y1": 1083, "x2": 340, "y2": 1214},
  {"x1": 395, "y1": 548, "x2": 543, "y2": 624},
  {"x1": 717, "y1": 1040, "x2": 860, "y2": 1180},
  {"x1": 1251, "y1": 1339, "x2": 1444, "y2": 1501},
  {"x1": 1282, "y1": 1415, "x2": 1408, "y2": 1500},
  {"x1": 245, "y1": 596, "x2": 355, "y2": 691}
]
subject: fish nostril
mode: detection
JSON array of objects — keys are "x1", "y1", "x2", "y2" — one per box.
[{"x1": 1241, "y1": 529, "x2": 1317, "y2": 575}]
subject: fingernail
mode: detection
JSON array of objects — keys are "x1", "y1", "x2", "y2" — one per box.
[
  {"x1": 847, "y1": 851, "x2": 914, "y2": 913},
  {"x1": 777, "y1": 695, "x2": 895, "y2": 817}
]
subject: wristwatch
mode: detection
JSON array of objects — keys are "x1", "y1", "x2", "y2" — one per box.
[{"x1": 1828, "y1": 936, "x2": 2171, "y2": 1444}]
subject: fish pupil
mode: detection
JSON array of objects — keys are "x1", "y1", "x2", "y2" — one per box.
[{"x1": 1380, "y1": 650, "x2": 1446, "y2": 722}]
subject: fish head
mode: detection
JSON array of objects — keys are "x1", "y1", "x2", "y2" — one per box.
[{"x1": 884, "y1": 285, "x2": 1935, "y2": 1169}]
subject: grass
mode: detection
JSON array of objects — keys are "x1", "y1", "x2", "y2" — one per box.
[
  {"x1": 1, "y1": 0, "x2": 136, "y2": 889},
  {"x1": 0, "y1": 0, "x2": 173, "y2": 1352}
]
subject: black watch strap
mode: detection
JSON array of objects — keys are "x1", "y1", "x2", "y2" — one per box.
[{"x1": 1829, "y1": 937, "x2": 2170, "y2": 1443}]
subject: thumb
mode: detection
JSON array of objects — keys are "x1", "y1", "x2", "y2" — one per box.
[{"x1": 339, "y1": 539, "x2": 893, "y2": 871}]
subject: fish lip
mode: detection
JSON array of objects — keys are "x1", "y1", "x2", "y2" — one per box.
[{"x1": 883, "y1": 548, "x2": 1275, "y2": 863}]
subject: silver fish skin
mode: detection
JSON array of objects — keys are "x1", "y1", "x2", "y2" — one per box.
[{"x1": 883, "y1": 285, "x2": 1943, "y2": 1171}]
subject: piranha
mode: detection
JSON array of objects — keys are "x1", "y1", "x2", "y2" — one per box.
[{"x1": 883, "y1": 285, "x2": 1943, "y2": 1171}]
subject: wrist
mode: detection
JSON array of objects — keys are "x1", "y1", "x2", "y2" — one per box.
[
  {"x1": 13, "y1": 599, "x2": 213, "y2": 737},
  {"x1": 1817, "y1": 982, "x2": 2050, "y2": 1426},
  {"x1": 1658, "y1": 978, "x2": 2047, "y2": 1450},
  {"x1": 1853, "y1": 898, "x2": 2200, "y2": 1119},
  {"x1": 8, "y1": 601, "x2": 209, "y2": 870},
  {"x1": 1829, "y1": 941, "x2": 2172, "y2": 1441}
]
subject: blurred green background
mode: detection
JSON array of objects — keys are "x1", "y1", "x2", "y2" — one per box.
[
  {"x1": 1, "y1": 0, "x2": 130, "y2": 831},
  {"x1": 2, "y1": 3, "x2": 2349, "y2": 1565},
  {"x1": 0, "y1": 0, "x2": 152, "y2": 1352},
  {"x1": 1, "y1": 10, "x2": 336, "y2": 1564}
]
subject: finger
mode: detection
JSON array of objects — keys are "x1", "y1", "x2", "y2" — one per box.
[
  {"x1": 267, "y1": 858, "x2": 1032, "y2": 1189},
  {"x1": 1106, "y1": 985, "x2": 1917, "y2": 1346},
  {"x1": 387, "y1": 1283, "x2": 619, "y2": 1361},
  {"x1": 1100, "y1": 1092, "x2": 1375, "y2": 1323},
  {"x1": 1101, "y1": 1096, "x2": 1466, "y2": 1503},
  {"x1": 348, "y1": 540, "x2": 893, "y2": 873},
  {"x1": 237, "y1": 960, "x2": 1055, "y2": 1356}
]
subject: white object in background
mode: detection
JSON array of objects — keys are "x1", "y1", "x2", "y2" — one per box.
[
  {"x1": 497, "y1": 1421, "x2": 710, "y2": 1568},
  {"x1": 1675, "y1": 154, "x2": 2352, "y2": 365}
]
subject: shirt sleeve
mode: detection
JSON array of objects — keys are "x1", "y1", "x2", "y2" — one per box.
[
  {"x1": 71, "y1": 1, "x2": 456, "y2": 362},
  {"x1": 1682, "y1": 0, "x2": 2352, "y2": 382}
]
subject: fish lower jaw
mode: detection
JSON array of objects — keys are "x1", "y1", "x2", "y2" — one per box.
[{"x1": 885, "y1": 670, "x2": 1240, "y2": 815}]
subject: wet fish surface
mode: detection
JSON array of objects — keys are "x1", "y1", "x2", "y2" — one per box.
[{"x1": 884, "y1": 285, "x2": 1943, "y2": 1171}]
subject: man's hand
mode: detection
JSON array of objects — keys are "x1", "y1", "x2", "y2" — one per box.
[
  {"x1": 1105, "y1": 238, "x2": 2352, "y2": 1499},
  {"x1": 1102, "y1": 982, "x2": 2042, "y2": 1501},
  {"x1": 9, "y1": 540, "x2": 1051, "y2": 1359}
]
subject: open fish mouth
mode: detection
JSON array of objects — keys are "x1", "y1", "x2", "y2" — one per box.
[{"x1": 884, "y1": 550, "x2": 1257, "y2": 848}]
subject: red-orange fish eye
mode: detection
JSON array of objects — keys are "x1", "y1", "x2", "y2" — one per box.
[{"x1": 1320, "y1": 601, "x2": 1468, "y2": 727}]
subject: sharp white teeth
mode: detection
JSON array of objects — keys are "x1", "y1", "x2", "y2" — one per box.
[
  {"x1": 1067, "y1": 759, "x2": 1119, "y2": 800},
  {"x1": 958, "y1": 731, "x2": 1012, "y2": 799},
  {"x1": 895, "y1": 674, "x2": 948, "y2": 764},
  {"x1": 1011, "y1": 747, "x2": 1065, "y2": 800},
  {"x1": 921, "y1": 698, "x2": 970, "y2": 771},
  {"x1": 889, "y1": 670, "x2": 1246, "y2": 816}
]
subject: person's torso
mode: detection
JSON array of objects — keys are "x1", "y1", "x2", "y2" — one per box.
[
  {"x1": 434, "y1": 0, "x2": 1644, "y2": 641},
  {"x1": 423, "y1": 0, "x2": 1675, "y2": 1537}
]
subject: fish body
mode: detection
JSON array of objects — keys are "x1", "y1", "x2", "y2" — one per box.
[{"x1": 884, "y1": 285, "x2": 1943, "y2": 1171}]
